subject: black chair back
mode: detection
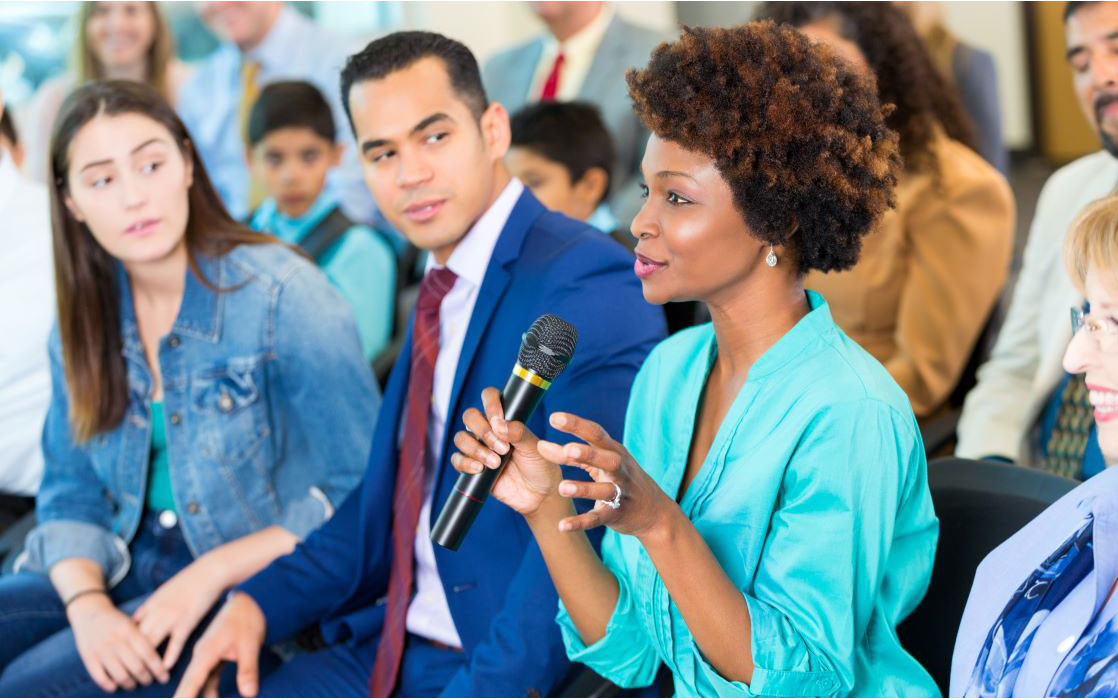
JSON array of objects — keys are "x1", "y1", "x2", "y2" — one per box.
[{"x1": 897, "y1": 457, "x2": 1078, "y2": 694}]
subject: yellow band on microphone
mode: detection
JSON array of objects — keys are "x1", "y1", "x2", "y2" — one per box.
[{"x1": 513, "y1": 364, "x2": 552, "y2": 390}]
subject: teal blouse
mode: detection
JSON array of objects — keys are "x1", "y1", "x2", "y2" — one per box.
[
  {"x1": 145, "y1": 401, "x2": 175, "y2": 514},
  {"x1": 557, "y1": 291, "x2": 940, "y2": 697}
]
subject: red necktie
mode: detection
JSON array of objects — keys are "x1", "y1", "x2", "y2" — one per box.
[
  {"x1": 539, "y1": 51, "x2": 565, "y2": 101},
  {"x1": 369, "y1": 266, "x2": 458, "y2": 698}
]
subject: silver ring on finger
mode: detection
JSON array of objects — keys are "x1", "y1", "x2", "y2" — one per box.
[{"x1": 598, "y1": 482, "x2": 622, "y2": 510}]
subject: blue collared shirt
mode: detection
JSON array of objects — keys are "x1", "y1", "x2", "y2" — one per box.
[
  {"x1": 953, "y1": 465, "x2": 1118, "y2": 697},
  {"x1": 178, "y1": 8, "x2": 376, "y2": 224},
  {"x1": 250, "y1": 192, "x2": 396, "y2": 362},
  {"x1": 558, "y1": 291, "x2": 940, "y2": 697}
]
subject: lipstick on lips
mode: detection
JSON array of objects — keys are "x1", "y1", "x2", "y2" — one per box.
[
  {"x1": 124, "y1": 218, "x2": 160, "y2": 237},
  {"x1": 634, "y1": 252, "x2": 666, "y2": 280},
  {"x1": 1088, "y1": 383, "x2": 1118, "y2": 423}
]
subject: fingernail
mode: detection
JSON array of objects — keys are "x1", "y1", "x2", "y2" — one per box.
[
  {"x1": 552, "y1": 414, "x2": 567, "y2": 426},
  {"x1": 487, "y1": 453, "x2": 500, "y2": 468},
  {"x1": 567, "y1": 445, "x2": 581, "y2": 459},
  {"x1": 486, "y1": 434, "x2": 508, "y2": 453},
  {"x1": 558, "y1": 521, "x2": 570, "y2": 532},
  {"x1": 559, "y1": 482, "x2": 575, "y2": 496}
]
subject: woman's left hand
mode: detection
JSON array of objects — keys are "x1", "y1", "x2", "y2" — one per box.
[
  {"x1": 538, "y1": 411, "x2": 676, "y2": 539},
  {"x1": 133, "y1": 555, "x2": 228, "y2": 671}
]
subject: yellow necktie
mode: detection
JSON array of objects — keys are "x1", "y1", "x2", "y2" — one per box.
[
  {"x1": 239, "y1": 60, "x2": 266, "y2": 213},
  {"x1": 238, "y1": 59, "x2": 260, "y2": 144}
]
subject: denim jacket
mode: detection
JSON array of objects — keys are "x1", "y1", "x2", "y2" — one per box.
[{"x1": 19, "y1": 242, "x2": 380, "y2": 584}]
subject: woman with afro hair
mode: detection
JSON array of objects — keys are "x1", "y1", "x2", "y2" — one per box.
[
  {"x1": 760, "y1": 1, "x2": 1015, "y2": 422},
  {"x1": 450, "y1": 20, "x2": 939, "y2": 697}
]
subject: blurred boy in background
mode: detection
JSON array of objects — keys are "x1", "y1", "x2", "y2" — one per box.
[{"x1": 246, "y1": 80, "x2": 397, "y2": 363}]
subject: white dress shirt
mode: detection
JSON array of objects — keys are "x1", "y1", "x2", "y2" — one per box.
[
  {"x1": 528, "y1": 5, "x2": 615, "y2": 102},
  {"x1": 957, "y1": 150, "x2": 1118, "y2": 462},
  {"x1": 0, "y1": 151, "x2": 53, "y2": 496},
  {"x1": 405, "y1": 178, "x2": 525, "y2": 647},
  {"x1": 177, "y1": 8, "x2": 376, "y2": 224}
]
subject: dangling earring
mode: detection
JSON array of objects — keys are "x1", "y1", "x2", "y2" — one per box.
[{"x1": 765, "y1": 245, "x2": 778, "y2": 268}]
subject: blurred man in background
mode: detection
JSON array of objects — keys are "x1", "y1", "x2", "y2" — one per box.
[
  {"x1": 483, "y1": 1, "x2": 670, "y2": 227},
  {"x1": 0, "y1": 87, "x2": 52, "y2": 536},
  {"x1": 179, "y1": 1, "x2": 378, "y2": 224},
  {"x1": 957, "y1": 1, "x2": 1118, "y2": 479}
]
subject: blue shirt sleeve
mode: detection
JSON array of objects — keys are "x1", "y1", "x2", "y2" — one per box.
[
  {"x1": 321, "y1": 227, "x2": 396, "y2": 363},
  {"x1": 271, "y1": 263, "x2": 381, "y2": 538},
  {"x1": 20, "y1": 328, "x2": 130, "y2": 584}
]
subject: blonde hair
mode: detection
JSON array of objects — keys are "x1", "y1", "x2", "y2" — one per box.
[
  {"x1": 1064, "y1": 194, "x2": 1118, "y2": 294},
  {"x1": 73, "y1": 2, "x2": 175, "y2": 100}
]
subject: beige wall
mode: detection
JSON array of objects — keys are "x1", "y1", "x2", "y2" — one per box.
[{"x1": 938, "y1": 2, "x2": 1031, "y2": 150}]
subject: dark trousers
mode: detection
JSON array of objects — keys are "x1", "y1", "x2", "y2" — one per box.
[
  {"x1": 255, "y1": 633, "x2": 465, "y2": 698},
  {"x1": 0, "y1": 511, "x2": 278, "y2": 697},
  {"x1": 0, "y1": 493, "x2": 33, "y2": 536}
]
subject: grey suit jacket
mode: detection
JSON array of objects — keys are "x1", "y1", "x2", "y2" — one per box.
[{"x1": 483, "y1": 15, "x2": 673, "y2": 225}]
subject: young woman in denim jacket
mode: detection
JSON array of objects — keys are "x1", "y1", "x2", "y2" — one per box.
[{"x1": 0, "y1": 80, "x2": 380, "y2": 696}]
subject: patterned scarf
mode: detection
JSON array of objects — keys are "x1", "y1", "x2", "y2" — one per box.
[{"x1": 964, "y1": 517, "x2": 1095, "y2": 696}]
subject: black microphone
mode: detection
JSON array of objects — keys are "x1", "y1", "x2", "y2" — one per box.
[{"x1": 431, "y1": 314, "x2": 579, "y2": 551}]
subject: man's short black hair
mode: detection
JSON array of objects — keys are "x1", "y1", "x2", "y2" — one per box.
[
  {"x1": 339, "y1": 30, "x2": 489, "y2": 131},
  {"x1": 1065, "y1": 1, "x2": 1095, "y2": 21},
  {"x1": 510, "y1": 101, "x2": 615, "y2": 202},
  {"x1": 0, "y1": 105, "x2": 18, "y2": 148},
  {"x1": 247, "y1": 80, "x2": 336, "y2": 148}
]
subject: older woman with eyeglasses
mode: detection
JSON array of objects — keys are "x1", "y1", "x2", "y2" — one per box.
[{"x1": 951, "y1": 194, "x2": 1118, "y2": 697}]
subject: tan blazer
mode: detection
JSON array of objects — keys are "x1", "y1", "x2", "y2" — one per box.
[{"x1": 806, "y1": 133, "x2": 1014, "y2": 418}]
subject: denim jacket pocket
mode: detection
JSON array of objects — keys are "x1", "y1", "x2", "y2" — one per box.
[{"x1": 191, "y1": 356, "x2": 271, "y2": 468}]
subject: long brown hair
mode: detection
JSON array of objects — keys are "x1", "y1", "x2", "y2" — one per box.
[
  {"x1": 758, "y1": 1, "x2": 977, "y2": 174},
  {"x1": 50, "y1": 80, "x2": 272, "y2": 442},
  {"x1": 74, "y1": 1, "x2": 175, "y2": 100}
]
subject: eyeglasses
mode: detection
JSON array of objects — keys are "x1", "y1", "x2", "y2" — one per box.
[{"x1": 1071, "y1": 306, "x2": 1118, "y2": 352}]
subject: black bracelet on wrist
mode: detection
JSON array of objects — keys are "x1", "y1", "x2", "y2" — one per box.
[{"x1": 63, "y1": 587, "x2": 108, "y2": 608}]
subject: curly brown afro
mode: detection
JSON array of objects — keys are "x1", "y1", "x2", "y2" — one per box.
[{"x1": 626, "y1": 21, "x2": 901, "y2": 274}]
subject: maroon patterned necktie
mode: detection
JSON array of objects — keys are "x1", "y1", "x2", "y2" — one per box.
[{"x1": 369, "y1": 266, "x2": 458, "y2": 697}]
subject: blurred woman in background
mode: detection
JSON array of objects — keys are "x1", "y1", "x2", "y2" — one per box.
[
  {"x1": 21, "y1": 1, "x2": 192, "y2": 182},
  {"x1": 761, "y1": 1, "x2": 1015, "y2": 422}
]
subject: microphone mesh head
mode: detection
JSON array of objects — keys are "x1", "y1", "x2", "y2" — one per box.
[{"x1": 517, "y1": 314, "x2": 578, "y2": 381}]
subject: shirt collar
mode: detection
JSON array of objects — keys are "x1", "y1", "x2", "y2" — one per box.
[
  {"x1": 542, "y1": 3, "x2": 614, "y2": 56},
  {"x1": 243, "y1": 6, "x2": 300, "y2": 71},
  {"x1": 252, "y1": 191, "x2": 339, "y2": 245},
  {"x1": 426, "y1": 178, "x2": 524, "y2": 289},
  {"x1": 1087, "y1": 467, "x2": 1118, "y2": 612},
  {"x1": 748, "y1": 290, "x2": 836, "y2": 380}
]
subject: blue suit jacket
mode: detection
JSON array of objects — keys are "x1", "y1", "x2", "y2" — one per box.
[{"x1": 238, "y1": 190, "x2": 666, "y2": 696}]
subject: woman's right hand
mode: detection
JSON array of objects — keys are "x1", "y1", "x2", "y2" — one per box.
[
  {"x1": 451, "y1": 387, "x2": 563, "y2": 515},
  {"x1": 67, "y1": 593, "x2": 170, "y2": 692}
]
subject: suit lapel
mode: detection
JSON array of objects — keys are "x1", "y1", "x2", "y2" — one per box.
[
  {"x1": 515, "y1": 39, "x2": 546, "y2": 104},
  {"x1": 430, "y1": 191, "x2": 545, "y2": 512},
  {"x1": 578, "y1": 16, "x2": 627, "y2": 104}
]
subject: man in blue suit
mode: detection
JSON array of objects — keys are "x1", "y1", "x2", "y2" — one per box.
[{"x1": 176, "y1": 31, "x2": 664, "y2": 698}]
